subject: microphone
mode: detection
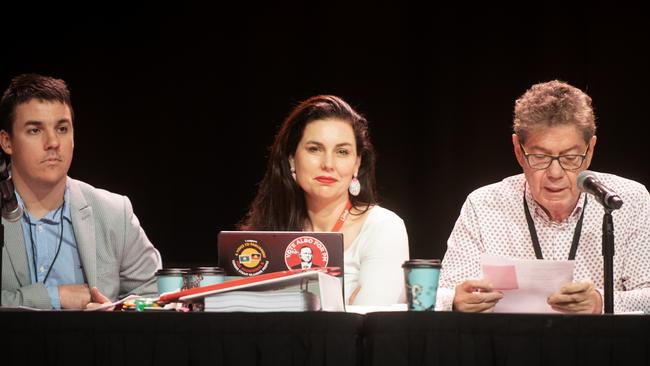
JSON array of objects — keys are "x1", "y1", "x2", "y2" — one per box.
[
  {"x1": 0, "y1": 153, "x2": 23, "y2": 222},
  {"x1": 577, "y1": 170, "x2": 623, "y2": 210}
]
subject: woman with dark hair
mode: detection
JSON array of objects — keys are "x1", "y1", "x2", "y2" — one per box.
[{"x1": 240, "y1": 95, "x2": 409, "y2": 305}]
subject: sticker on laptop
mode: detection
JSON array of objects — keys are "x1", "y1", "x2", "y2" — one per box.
[
  {"x1": 284, "y1": 236, "x2": 329, "y2": 270},
  {"x1": 232, "y1": 239, "x2": 269, "y2": 276}
]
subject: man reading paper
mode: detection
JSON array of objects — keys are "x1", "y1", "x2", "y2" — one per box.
[{"x1": 437, "y1": 80, "x2": 650, "y2": 314}]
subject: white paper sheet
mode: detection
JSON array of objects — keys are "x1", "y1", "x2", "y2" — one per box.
[{"x1": 480, "y1": 253, "x2": 575, "y2": 313}]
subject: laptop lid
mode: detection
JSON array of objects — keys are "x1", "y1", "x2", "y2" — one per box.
[{"x1": 217, "y1": 231, "x2": 344, "y2": 279}]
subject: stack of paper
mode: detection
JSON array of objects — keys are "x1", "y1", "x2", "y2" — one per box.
[
  {"x1": 481, "y1": 253, "x2": 575, "y2": 313},
  {"x1": 203, "y1": 290, "x2": 320, "y2": 312},
  {"x1": 159, "y1": 269, "x2": 344, "y2": 311}
]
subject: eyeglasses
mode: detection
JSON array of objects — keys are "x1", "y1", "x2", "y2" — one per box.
[{"x1": 519, "y1": 143, "x2": 589, "y2": 171}]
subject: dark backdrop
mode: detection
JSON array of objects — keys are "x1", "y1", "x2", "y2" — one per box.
[{"x1": 2, "y1": 3, "x2": 648, "y2": 267}]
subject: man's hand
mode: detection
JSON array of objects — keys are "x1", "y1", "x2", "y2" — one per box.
[
  {"x1": 547, "y1": 280, "x2": 602, "y2": 314},
  {"x1": 85, "y1": 287, "x2": 115, "y2": 311},
  {"x1": 453, "y1": 279, "x2": 503, "y2": 312},
  {"x1": 59, "y1": 284, "x2": 92, "y2": 309}
]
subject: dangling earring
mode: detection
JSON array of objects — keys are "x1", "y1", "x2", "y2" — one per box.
[
  {"x1": 349, "y1": 174, "x2": 361, "y2": 196},
  {"x1": 291, "y1": 167, "x2": 297, "y2": 181}
]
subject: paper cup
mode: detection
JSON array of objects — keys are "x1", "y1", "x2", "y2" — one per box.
[{"x1": 402, "y1": 259, "x2": 441, "y2": 311}]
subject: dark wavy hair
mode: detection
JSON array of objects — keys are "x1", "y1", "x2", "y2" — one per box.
[
  {"x1": 0, "y1": 73, "x2": 73, "y2": 135},
  {"x1": 240, "y1": 95, "x2": 378, "y2": 230}
]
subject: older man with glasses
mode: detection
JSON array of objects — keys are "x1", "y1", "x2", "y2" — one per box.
[{"x1": 437, "y1": 80, "x2": 650, "y2": 314}]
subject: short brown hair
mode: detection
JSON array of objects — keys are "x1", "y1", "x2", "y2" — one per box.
[
  {"x1": 0, "y1": 73, "x2": 73, "y2": 134},
  {"x1": 513, "y1": 80, "x2": 595, "y2": 144}
]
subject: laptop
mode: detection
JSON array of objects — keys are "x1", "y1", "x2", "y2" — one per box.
[{"x1": 217, "y1": 231, "x2": 344, "y2": 280}]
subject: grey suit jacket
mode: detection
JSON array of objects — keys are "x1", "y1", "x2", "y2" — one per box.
[{"x1": 1, "y1": 178, "x2": 162, "y2": 308}]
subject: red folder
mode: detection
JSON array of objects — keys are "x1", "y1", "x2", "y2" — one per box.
[{"x1": 159, "y1": 267, "x2": 340, "y2": 302}]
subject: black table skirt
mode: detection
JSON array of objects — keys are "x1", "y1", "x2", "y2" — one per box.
[
  {"x1": 364, "y1": 312, "x2": 650, "y2": 366},
  {"x1": 3, "y1": 311, "x2": 363, "y2": 366},
  {"x1": 3, "y1": 310, "x2": 650, "y2": 366}
]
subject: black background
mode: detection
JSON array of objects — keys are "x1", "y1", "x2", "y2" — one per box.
[{"x1": 2, "y1": 2, "x2": 648, "y2": 267}]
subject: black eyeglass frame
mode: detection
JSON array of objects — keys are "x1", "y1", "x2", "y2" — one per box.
[{"x1": 519, "y1": 143, "x2": 590, "y2": 171}]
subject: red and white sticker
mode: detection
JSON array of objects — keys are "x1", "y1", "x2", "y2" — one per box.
[{"x1": 284, "y1": 236, "x2": 329, "y2": 270}]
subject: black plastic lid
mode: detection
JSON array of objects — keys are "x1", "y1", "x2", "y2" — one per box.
[
  {"x1": 191, "y1": 266, "x2": 225, "y2": 275},
  {"x1": 402, "y1": 259, "x2": 442, "y2": 268},
  {"x1": 156, "y1": 268, "x2": 190, "y2": 276}
]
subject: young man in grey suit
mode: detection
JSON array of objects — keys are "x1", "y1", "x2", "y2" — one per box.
[{"x1": 0, "y1": 73, "x2": 162, "y2": 309}]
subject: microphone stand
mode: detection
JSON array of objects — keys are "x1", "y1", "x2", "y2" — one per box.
[{"x1": 602, "y1": 208, "x2": 615, "y2": 314}]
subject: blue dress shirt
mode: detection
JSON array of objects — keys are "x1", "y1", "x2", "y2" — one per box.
[{"x1": 16, "y1": 184, "x2": 84, "y2": 309}]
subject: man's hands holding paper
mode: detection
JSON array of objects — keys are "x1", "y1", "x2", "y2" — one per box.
[
  {"x1": 547, "y1": 280, "x2": 602, "y2": 314},
  {"x1": 453, "y1": 280, "x2": 504, "y2": 312},
  {"x1": 454, "y1": 278, "x2": 602, "y2": 314}
]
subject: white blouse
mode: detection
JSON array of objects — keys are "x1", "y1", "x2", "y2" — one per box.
[{"x1": 344, "y1": 206, "x2": 409, "y2": 305}]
